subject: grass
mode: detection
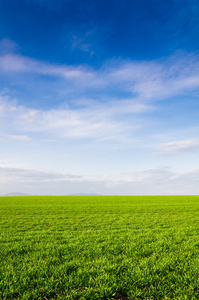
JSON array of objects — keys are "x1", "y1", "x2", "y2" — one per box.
[{"x1": 0, "y1": 195, "x2": 199, "y2": 299}]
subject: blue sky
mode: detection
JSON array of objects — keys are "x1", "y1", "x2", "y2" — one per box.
[{"x1": 0, "y1": 0, "x2": 199, "y2": 195}]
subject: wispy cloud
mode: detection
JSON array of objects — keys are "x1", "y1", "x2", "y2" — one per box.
[
  {"x1": 111, "y1": 52, "x2": 199, "y2": 100},
  {"x1": 152, "y1": 139, "x2": 199, "y2": 156},
  {"x1": 71, "y1": 31, "x2": 96, "y2": 55},
  {"x1": 0, "y1": 94, "x2": 137, "y2": 142},
  {"x1": 1, "y1": 49, "x2": 199, "y2": 145},
  {"x1": 0, "y1": 53, "x2": 94, "y2": 80},
  {"x1": 9, "y1": 135, "x2": 30, "y2": 141},
  {"x1": 1, "y1": 50, "x2": 199, "y2": 102}
]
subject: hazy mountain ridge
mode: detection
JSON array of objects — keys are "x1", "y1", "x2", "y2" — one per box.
[
  {"x1": 3, "y1": 192, "x2": 31, "y2": 196},
  {"x1": 2, "y1": 193, "x2": 99, "y2": 196}
]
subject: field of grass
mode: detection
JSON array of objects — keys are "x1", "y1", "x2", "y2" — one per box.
[{"x1": 1, "y1": 195, "x2": 199, "y2": 299}]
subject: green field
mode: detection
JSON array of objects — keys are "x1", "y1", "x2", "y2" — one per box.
[{"x1": 1, "y1": 195, "x2": 199, "y2": 300}]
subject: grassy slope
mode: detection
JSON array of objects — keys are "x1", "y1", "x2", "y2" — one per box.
[{"x1": 0, "y1": 195, "x2": 199, "y2": 299}]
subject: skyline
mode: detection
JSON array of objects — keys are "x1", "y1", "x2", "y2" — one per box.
[{"x1": 0, "y1": 0, "x2": 199, "y2": 195}]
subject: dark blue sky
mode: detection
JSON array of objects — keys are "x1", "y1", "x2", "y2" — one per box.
[{"x1": 1, "y1": 0, "x2": 199, "y2": 66}]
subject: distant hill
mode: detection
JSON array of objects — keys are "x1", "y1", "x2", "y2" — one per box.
[
  {"x1": 70, "y1": 193, "x2": 100, "y2": 196},
  {"x1": 2, "y1": 193, "x2": 99, "y2": 196},
  {"x1": 4, "y1": 192, "x2": 31, "y2": 196}
]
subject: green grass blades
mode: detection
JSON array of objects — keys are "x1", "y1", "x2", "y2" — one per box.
[{"x1": 1, "y1": 195, "x2": 199, "y2": 299}]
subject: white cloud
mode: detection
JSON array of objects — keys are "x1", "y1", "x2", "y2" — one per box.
[
  {"x1": 3, "y1": 50, "x2": 199, "y2": 144},
  {"x1": 2, "y1": 51, "x2": 199, "y2": 102},
  {"x1": 0, "y1": 84, "x2": 153, "y2": 143},
  {"x1": 0, "y1": 94, "x2": 136, "y2": 142},
  {"x1": 9, "y1": 135, "x2": 30, "y2": 141},
  {"x1": 152, "y1": 139, "x2": 199, "y2": 156},
  {"x1": 1, "y1": 43, "x2": 199, "y2": 195},
  {"x1": 110, "y1": 53, "x2": 199, "y2": 100},
  {"x1": 0, "y1": 53, "x2": 94, "y2": 80},
  {"x1": 0, "y1": 165, "x2": 199, "y2": 195}
]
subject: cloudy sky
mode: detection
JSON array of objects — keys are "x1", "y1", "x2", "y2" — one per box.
[{"x1": 0, "y1": 0, "x2": 199, "y2": 195}]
